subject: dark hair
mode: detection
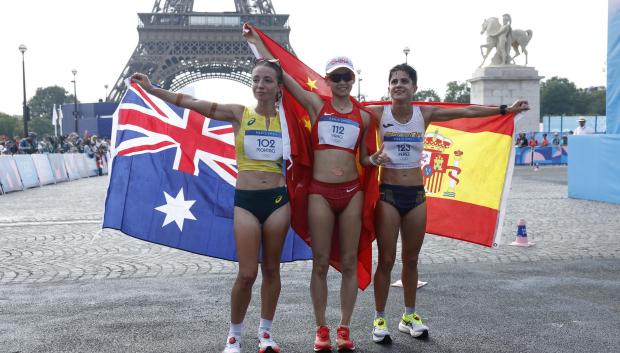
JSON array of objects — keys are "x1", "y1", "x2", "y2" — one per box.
[
  {"x1": 253, "y1": 59, "x2": 283, "y2": 84},
  {"x1": 388, "y1": 63, "x2": 417, "y2": 85}
]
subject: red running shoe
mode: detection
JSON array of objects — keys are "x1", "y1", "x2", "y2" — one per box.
[
  {"x1": 313, "y1": 325, "x2": 332, "y2": 352},
  {"x1": 336, "y1": 326, "x2": 356, "y2": 351}
]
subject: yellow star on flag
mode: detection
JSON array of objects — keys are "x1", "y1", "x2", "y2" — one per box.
[
  {"x1": 302, "y1": 116, "x2": 311, "y2": 131},
  {"x1": 306, "y1": 77, "x2": 317, "y2": 91}
]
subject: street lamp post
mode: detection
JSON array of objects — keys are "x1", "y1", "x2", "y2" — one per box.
[
  {"x1": 104, "y1": 84, "x2": 109, "y2": 102},
  {"x1": 356, "y1": 69, "x2": 362, "y2": 101},
  {"x1": 72, "y1": 69, "x2": 79, "y2": 134},
  {"x1": 403, "y1": 46, "x2": 411, "y2": 64},
  {"x1": 19, "y1": 44, "x2": 29, "y2": 137}
]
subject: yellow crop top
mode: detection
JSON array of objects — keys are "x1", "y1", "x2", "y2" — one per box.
[{"x1": 235, "y1": 107, "x2": 283, "y2": 173}]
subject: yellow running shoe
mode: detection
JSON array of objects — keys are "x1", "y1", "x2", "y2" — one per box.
[
  {"x1": 372, "y1": 317, "x2": 392, "y2": 344},
  {"x1": 398, "y1": 312, "x2": 429, "y2": 338}
]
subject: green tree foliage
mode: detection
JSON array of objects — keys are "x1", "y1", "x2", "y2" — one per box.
[
  {"x1": 0, "y1": 112, "x2": 22, "y2": 137},
  {"x1": 585, "y1": 89, "x2": 606, "y2": 116},
  {"x1": 29, "y1": 117, "x2": 55, "y2": 136},
  {"x1": 444, "y1": 81, "x2": 470, "y2": 103},
  {"x1": 413, "y1": 89, "x2": 441, "y2": 102},
  {"x1": 540, "y1": 77, "x2": 606, "y2": 116},
  {"x1": 27, "y1": 86, "x2": 75, "y2": 120},
  {"x1": 540, "y1": 77, "x2": 578, "y2": 116}
]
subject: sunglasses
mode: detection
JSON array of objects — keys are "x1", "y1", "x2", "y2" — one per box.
[
  {"x1": 328, "y1": 72, "x2": 354, "y2": 82},
  {"x1": 254, "y1": 58, "x2": 280, "y2": 65}
]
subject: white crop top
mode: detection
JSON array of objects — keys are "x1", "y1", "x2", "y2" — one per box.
[{"x1": 379, "y1": 105, "x2": 425, "y2": 169}]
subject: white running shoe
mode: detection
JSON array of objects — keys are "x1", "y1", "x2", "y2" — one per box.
[
  {"x1": 222, "y1": 335, "x2": 241, "y2": 353},
  {"x1": 398, "y1": 312, "x2": 429, "y2": 338},
  {"x1": 258, "y1": 329, "x2": 281, "y2": 353},
  {"x1": 372, "y1": 317, "x2": 392, "y2": 344}
]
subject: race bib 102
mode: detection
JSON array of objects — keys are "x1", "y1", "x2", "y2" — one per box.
[{"x1": 244, "y1": 130, "x2": 283, "y2": 161}]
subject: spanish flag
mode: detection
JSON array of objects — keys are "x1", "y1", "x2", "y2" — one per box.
[{"x1": 365, "y1": 101, "x2": 515, "y2": 247}]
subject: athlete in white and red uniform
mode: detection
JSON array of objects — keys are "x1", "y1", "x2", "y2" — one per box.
[{"x1": 363, "y1": 63, "x2": 530, "y2": 345}]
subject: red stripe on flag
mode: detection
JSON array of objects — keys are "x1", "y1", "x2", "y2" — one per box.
[
  {"x1": 363, "y1": 101, "x2": 514, "y2": 136},
  {"x1": 211, "y1": 127, "x2": 234, "y2": 135},
  {"x1": 426, "y1": 197, "x2": 499, "y2": 247},
  {"x1": 131, "y1": 82, "x2": 169, "y2": 118},
  {"x1": 117, "y1": 141, "x2": 175, "y2": 155},
  {"x1": 432, "y1": 114, "x2": 514, "y2": 136},
  {"x1": 215, "y1": 160, "x2": 238, "y2": 179}
]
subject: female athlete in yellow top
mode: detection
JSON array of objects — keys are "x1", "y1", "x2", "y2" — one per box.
[{"x1": 132, "y1": 59, "x2": 289, "y2": 353}]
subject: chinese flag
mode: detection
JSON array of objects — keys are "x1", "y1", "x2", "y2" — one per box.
[{"x1": 248, "y1": 25, "x2": 378, "y2": 290}]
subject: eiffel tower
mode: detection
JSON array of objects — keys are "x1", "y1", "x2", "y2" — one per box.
[{"x1": 107, "y1": 0, "x2": 294, "y2": 102}]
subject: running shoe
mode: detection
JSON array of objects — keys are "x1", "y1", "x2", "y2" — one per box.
[
  {"x1": 398, "y1": 312, "x2": 429, "y2": 338},
  {"x1": 313, "y1": 325, "x2": 332, "y2": 352},
  {"x1": 258, "y1": 329, "x2": 281, "y2": 353},
  {"x1": 336, "y1": 325, "x2": 356, "y2": 351},
  {"x1": 372, "y1": 317, "x2": 392, "y2": 344},
  {"x1": 222, "y1": 335, "x2": 241, "y2": 353}
]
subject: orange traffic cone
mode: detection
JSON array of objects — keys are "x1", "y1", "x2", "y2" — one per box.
[{"x1": 510, "y1": 218, "x2": 535, "y2": 247}]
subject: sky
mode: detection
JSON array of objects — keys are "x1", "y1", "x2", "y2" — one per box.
[{"x1": 0, "y1": 0, "x2": 608, "y2": 116}]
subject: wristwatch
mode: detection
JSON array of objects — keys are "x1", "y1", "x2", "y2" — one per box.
[{"x1": 500, "y1": 104, "x2": 507, "y2": 115}]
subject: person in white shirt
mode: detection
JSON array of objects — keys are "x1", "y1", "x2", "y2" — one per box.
[{"x1": 574, "y1": 117, "x2": 594, "y2": 135}]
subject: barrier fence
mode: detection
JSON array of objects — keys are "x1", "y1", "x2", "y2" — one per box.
[
  {"x1": 0, "y1": 153, "x2": 108, "y2": 195},
  {"x1": 514, "y1": 146, "x2": 568, "y2": 166},
  {"x1": 0, "y1": 146, "x2": 567, "y2": 195}
]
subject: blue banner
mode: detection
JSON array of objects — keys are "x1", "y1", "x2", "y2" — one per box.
[
  {"x1": 0, "y1": 156, "x2": 23, "y2": 193},
  {"x1": 13, "y1": 155, "x2": 40, "y2": 188},
  {"x1": 48, "y1": 154, "x2": 69, "y2": 182},
  {"x1": 31, "y1": 154, "x2": 56, "y2": 186}
]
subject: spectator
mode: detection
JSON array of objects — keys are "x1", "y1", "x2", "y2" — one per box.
[
  {"x1": 37, "y1": 136, "x2": 52, "y2": 153},
  {"x1": 562, "y1": 131, "x2": 572, "y2": 145},
  {"x1": 528, "y1": 134, "x2": 538, "y2": 147},
  {"x1": 574, "y1": 117, "x2": 594, "y2": 135},
  {"x1": 516, "y1": 132, "x2": 528, "y2": 147},
  {"x1": 541, "y1": 133, "x2": 549, "y2": 147},
  {"x1": 18, "y1": 133, "x2": 37, "y2": 154},
  {"x1": 551, "y1": 132, "x2": 561, "y2": 146},
  {"x1": 83, "y1": 139, "x2": 95, "y2": 159}
]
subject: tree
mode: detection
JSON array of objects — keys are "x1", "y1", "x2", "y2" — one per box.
[
  {"x1": 413, "y1": 89, "x2": 441, "y2": 102},
  {"x1": 27, "y1": 86, "x2": 75, "y2": 120},
  {"x1": 444, "y1": 81, "x2": 470, "y2": 103},
  {"x1": 0, "y1": 112, "x2": 22, "y2": 137},
  {"x1": 29, "y1": 117, "x2": 55, "y2": 136},
  {"x1": 587, "y1": 89, "x2": 606, "y2": 116},
  {"x1": 540, "y1": 77, "x2": 578, "y2": 116}
]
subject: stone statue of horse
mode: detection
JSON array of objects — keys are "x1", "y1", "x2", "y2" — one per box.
[{"x1": 480, "y1": 17, "x2": 533, "y2": 66}]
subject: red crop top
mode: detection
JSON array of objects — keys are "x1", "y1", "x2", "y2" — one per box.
[{"x1": 310, "y1": 99, "x2": 364, "y2": 154}]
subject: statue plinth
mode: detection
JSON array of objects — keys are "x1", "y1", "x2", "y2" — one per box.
[{"x1": 469, "y1": 65, "x2": 543, "y2": 134}]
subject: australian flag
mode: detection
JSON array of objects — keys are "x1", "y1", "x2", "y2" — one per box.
[{"x1": 102, "y1": 80, "x2": 312, "y2": 262}]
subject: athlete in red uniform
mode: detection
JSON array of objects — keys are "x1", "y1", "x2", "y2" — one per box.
[{"x1": 245, "y1": 27, "x2": 373, "y2": 352}]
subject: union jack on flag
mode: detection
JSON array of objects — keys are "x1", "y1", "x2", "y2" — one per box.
[
  {"x1": 112, "y1": 81, "x2": 237, "y2": 185},
  {"x1": 102, "y1": 80, "x2": 312, "y2": 262}
]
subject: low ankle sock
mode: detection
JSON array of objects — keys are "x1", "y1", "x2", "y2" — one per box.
[
  {"x1": 405, "y1": 307, "x2": 415, "y2": 316},
  {"x1": 375, "y1": 311, "x2": 385, "y2": 319},
  {"x1": 259, "y1": 318, "x2": 273, "y2": 331},
  {"x1": 229, "y1": 322, "x2": 243, "y2": 337}
]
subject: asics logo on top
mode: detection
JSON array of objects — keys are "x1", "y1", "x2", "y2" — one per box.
[
  {"x1": 275, "y1": 195, "x2": 283, "y2": 204},
  {"x1": 248, "y1": 118, "x2": 256, "y2": 126}
]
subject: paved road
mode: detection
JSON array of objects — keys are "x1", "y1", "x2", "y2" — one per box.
[{"x1": 0, "y1": 166, "x2": 618, "y2": 352}]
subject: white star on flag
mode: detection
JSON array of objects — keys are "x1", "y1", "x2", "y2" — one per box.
[{"x1": 154, "y1": 188, "x2": 197, "y2": 231}]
